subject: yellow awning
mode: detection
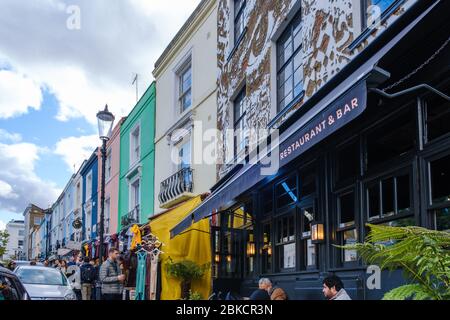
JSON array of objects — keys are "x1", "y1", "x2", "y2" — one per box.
[{"x1": 150, "y1": 196, "x2": 211, "y2": 300}]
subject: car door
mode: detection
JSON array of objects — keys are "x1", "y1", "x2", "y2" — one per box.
[{"x1": 0, "y1": 273, "x2": 24, "y2": 300}]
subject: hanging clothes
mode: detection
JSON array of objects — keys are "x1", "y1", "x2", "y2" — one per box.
[
  {"x1": 149, "y1": 250, "x2": 160, "y2": 301},
  {"x1": 130, "y1": 225, "x2": 142, "y2": 250},
  {"x1": 135, "y1": 250, "x2": 148, "y2": 300},
  {"x1": 83, "y1": 244, "x2": 89, "y2": 257}
]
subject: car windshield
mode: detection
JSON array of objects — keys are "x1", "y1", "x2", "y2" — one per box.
[{"x1": 16, "y1": 268, "x2": 68, "y2": 286}]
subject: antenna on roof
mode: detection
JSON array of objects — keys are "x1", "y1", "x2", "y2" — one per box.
[{"x1": 132, "y1": 73, "x2": 139, "y2": 102}]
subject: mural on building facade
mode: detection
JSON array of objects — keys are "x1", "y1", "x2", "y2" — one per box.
[{"x1": 216, "y1": 0, "x2": 415, "y2": 177}]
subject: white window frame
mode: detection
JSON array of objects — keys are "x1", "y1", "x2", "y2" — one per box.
[
  {"x1": 86, "y1": 171, "x2": 93, "y2": 201},
  {"x1": 128, "y1": 176, "x2": 141, "y2": 213},
  {"x1": 105, "y1": 197, "x2": 111, "y2": 234},
  {"x1": 175, "y1": 56, "x2": 193, "y2": 115},
  {"x1": 105, "y1": 148, "x2": 112, "y2": 181},
  {"x1": 130, "y1": 122, "x2": 141, "y2": 166}
]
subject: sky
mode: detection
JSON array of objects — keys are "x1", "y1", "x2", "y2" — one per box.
[{"x1": 0, "y1": 0, "x2": 202, "y2": 230}]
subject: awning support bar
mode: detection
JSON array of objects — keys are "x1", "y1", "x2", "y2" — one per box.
[{"x1": 370, "y1": 84, "x2": 450, "y2": 102}]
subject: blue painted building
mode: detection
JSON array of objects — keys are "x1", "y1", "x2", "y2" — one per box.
[{"x1": 81, "y1": 149, "x2": 99, "y2": 241}]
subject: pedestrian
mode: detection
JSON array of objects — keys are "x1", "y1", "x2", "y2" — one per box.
[
  {"x1": 93, "y1": 258, "x2": 102, "y2": 300},
  {"x1": 29, "y1": 260, "x2": 37, "y2": 266},
  {"x1": 67, "y1": 262, "x2": 82, "y2": 300},
  {"x1": 99, "y1": 248, "x2": 125, "y2": 300},
  {"x1": 322, "y1": 274, "x2": 352, "y2": 300},
  {"x1": 59, "y1": 259, "x2": 68, "y2": 275},
  {"x1": 44, "y1": 259, "x2": 49, "y2": 267},
  {"x1": 80, "y1": 257, "x2": 96, "y2": 300},
  {"x1": 68, "y1": 256, "x2": 76, "y2": 267},
  {"x1": 258, "y1": 278, "x2": 288, "y2": 300},
  {"x1": 6, "y1": 261, "x2": 16, "y2": 271},
  {"x1": 249, "y1": 288, "x2": 270, "y2": 300}
]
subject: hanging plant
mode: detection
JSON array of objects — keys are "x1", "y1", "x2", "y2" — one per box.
[{"x1": 165, "y1": 257, "x2": 210, "y2": 300}]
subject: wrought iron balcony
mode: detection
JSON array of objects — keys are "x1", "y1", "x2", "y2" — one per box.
[
  {"x1": 159, "y1": 167, "x2": 194, "y2": 209},
  {"x1": 121, "y1": 205, "x2": 140, "y2": 228}
]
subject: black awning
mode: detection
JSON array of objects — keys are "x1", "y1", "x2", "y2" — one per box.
[{"x1": 170, "y1": 0, "x2": 439, "y2": 239}]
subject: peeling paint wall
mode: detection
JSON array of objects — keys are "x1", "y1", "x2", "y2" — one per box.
[{"x1": 217, "y1": 0, "x2": 416, "y2": 177}]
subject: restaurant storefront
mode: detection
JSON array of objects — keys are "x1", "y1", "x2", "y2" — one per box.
[{"x1": 172, "y1": 0, "x2": 450, "y2": 300}]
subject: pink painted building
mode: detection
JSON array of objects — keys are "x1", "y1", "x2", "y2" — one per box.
[{"x1": 98, "y1": 118, "x2": 126, "y2": 236}]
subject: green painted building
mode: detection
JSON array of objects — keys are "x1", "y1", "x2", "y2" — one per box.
[{"x1": 118, "y1": 83, "x2": 156, "y2": 232}]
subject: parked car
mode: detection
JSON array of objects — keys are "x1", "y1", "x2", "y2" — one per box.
[
  {"x1": 0, "y1": 266, "x2": 30, "y2": 300},
  {"x1": 13, "y1": 260, "x2": 43, "y2": 267},
  {"x1": 14, "y1": 266, "x2": 77, "y2": 300}
]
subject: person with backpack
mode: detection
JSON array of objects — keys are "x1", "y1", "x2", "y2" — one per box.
[{"x1": 80, "y1": 257, "x2": 96, "y2": 300}]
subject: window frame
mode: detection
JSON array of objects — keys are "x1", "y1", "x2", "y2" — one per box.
[
  {"x1": 233, "y1": 86, "x2": 248, "y2": 161},
  {"x1": 178, "y1": 63, "x2": 192, "y2": 113},
  {"x1": 130, "y1": 122, "x2": 141, "y2": 166},
  {"x1": 233, "y1": 0, "x2": 246, "y2": 45},
  {"x1": 276, "y1": 11, "x2": 303, "y2": 113}
]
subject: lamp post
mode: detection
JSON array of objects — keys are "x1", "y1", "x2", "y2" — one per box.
[{"x1": 96, "y1": 105, "x2": 115, "y2": 262}]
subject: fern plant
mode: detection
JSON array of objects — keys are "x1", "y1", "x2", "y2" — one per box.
[{"x1": 340, "y1": 224, "x2": 450, "y2": 300}]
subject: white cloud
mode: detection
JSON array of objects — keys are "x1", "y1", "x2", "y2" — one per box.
[
  {"x1": 0, "y1": 180, "x2": 18, "y2": 200},
  {"x1": 0, "y1": 220, "x2": 5, "y2": 231},
  {"x1": 0, "y1": 129, "x2": 22, "y2": 143},
  {"x1": 0, "y1": 69, "x2": 42, "y2": 119},
  {"x1": 54, "y1": 135, "x2": 99, "y2": 172},
  {"x1": 0, "y1": 142, "x2": 60, "y2": 214},
  {"x1": 0, "y1": 0, "x2": 201, "y2": 125}
]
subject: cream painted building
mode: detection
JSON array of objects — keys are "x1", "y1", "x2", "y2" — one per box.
[{"x1": 153, "y1": 0, "x2": 218, "y2": 213}]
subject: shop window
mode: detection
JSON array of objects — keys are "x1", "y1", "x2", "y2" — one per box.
[
  {"x1": 366, "y1": 111, "x2": 415, "y2": 171},
  {"x1": 299, "y1": 167, "x2": 315, "y2": 199},
  {"x1": 336, "y1": 191, "x2": 358, "y2": 264},
  {"x1": 424, "y1": 91, "x2": 450, "y2": 142},
  {"x1": 261, "y1": 223, "x2": 272, "y2": 274},
  {"x1": 277, "y1": 11, "x2": 303, "y2": 112},
  {"x1": 434, "y1": 207, "x2": 450, "y2": 232},
  {"x1": 275, "y1": 213, "x2": 296, "y2": 271},
  {"x1": 336, "y1": 140, "x2": 360, "y2": 184},
  {"x1": 367, "y1": 172, "x2": 411, "y2": 221},
  {"x1": 300, "y1": 204, "x2": 316, "y2": 269},
  {"x1": 430, "y1": 155, "x2": 450, "y2": 205},
  {"x1": 245, "y1": 231, "x2": 255, "y2": 276},
  {"x1": 276, "y1": 174, "x2": 298, "y2": 209}
]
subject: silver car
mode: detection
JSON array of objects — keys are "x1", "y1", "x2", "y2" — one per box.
[{"x1": 14, "y1": 266, "x2": 77, "y2": 300}]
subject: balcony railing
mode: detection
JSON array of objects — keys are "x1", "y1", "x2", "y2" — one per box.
[
  {"x1": 159, "y1": 167, "x2": 194, "y2": 209},
  {"x1": 121, "y1": 205, "x2": 140, "y2": 228}
]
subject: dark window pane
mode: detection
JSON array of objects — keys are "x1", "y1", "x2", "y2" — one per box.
[
  {"x1": 430, "y1": 155, "x2": 450, "y2": 204},
  {"x1": 383, "y1": 216, "x2": 416, "y2": 228},
  {"x1": 336, "y1": 141, "x2": 359, "y2": 183},
  {"x1": 288, "y1": 216, "x2": 295, "y2": 241},
  {"x1": 339, "y1": 192, "x2": 355, "y2": 227},
  {"x1": 426, "y1": 94, "x2": 450, "y2": 142},
  {"x1": 302, "y1": 207, "x2": 314, "y2": 234},
  {"x1": 366, "y1": 111, "x2": 415, "y2": 170},
  {"x1": 276, "y1": 175, "x2": 297, "y2": 208},
  {"x1": 299, "y1": 168, "x2": 315, "y2": 198},
  {"x1": 261, "y1": 187, "x2": 273, "y2": 216},
  {"x1": 396, "y1": 174, "x2": 411, "y2": 213},
  {"x1": 435, "y1": 207, "x2": 450, "y2": 232},
  {"x1": 382, "y1": 178, "x2": 395, "y2": 217},
  {"x1": 261, "y1": 224, "x2": 272, "y2": 273},
  {"x1": 368, "y1": 184, "x2": 381, "y2": 219}
]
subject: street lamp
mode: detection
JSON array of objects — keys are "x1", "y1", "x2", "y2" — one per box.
[{"x1": 97, "y1": 105, "x2": 115, "y2": 262}]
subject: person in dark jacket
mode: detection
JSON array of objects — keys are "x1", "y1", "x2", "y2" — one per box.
[
  {"x1": 99, "y1": 248, "x2": 124, "y2": 300},
  {"x1": 80, "y1": 257, "x2": 95, "y2": 300},
  {"x1": 249, "y1": 289, "x2": 270, "y2": 300}
]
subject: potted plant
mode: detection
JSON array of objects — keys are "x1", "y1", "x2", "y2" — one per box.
[{"x1": 165, "y1": 258, "x2": 210, "y2": 299}]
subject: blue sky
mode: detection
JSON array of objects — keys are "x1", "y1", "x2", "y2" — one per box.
[{"x1": 0, "y1": 0, "x2": 201, "y2": 230}]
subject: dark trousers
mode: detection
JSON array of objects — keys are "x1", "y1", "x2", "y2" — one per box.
[
  {"x1": 102, "y1": 293, "x2": 122, "y2": 300},
  {"x1": 74, "y1": 289, "x2": 82, "y2": 301}
]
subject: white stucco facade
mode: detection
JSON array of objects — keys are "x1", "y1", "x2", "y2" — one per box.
[{"x1": 3, "y1": 220, "x2": 25, "y2": 261}]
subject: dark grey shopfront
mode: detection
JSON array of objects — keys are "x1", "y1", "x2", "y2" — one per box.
[{"x1": 172, "y1": 0, "x2": 450, "y2": 300}]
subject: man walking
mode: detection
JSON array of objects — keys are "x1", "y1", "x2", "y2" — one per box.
[
  {"x1": 80, "y1": 257, "x2": 95, "y2": 300},
  {"x1": 99, "y1": 248, "x2": 125, "y2": 300}
]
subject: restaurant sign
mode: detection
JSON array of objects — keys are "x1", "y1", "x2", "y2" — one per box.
[{"x1": 279, "y1": 80, "x2": 367, "y2": 166}]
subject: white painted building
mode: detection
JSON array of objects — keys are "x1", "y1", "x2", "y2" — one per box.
[
  {"x1": 153, "y1": 0, "x2": 218, "y2": 213},
  {"x1": 2, "y1": 220, "x2": 25, "y2": 261}
]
